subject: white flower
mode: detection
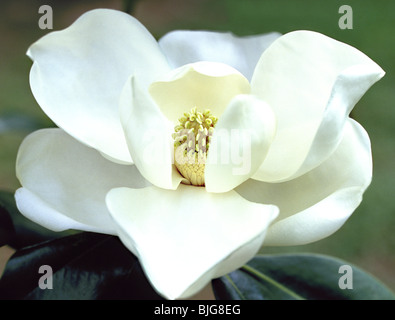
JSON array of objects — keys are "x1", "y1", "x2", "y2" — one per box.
[{"x1": 15, "y1": 9, "x2": 384, "y2": 299}]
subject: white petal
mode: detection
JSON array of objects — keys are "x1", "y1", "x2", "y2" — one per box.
[
  {"x1": 236, "y1": 119, "x2": 371, "y2": 245},
  {"x1": 119, "y1": 76, "x2": 183, "y2": 190},
  {"x1": 251, "y1": 30, "x2": 384, "y2": 182},
  {"x1": 159, "y1": 30, "x2": 281, "y2": 80},
  {"x1": 15, "y1": 188, "x2": 101, "y2": 233},
  {"x1": 149, "y1": 61, "x2": 251, "y2": 123},
  {"x1": 15, "y1": 128, "x2": 149, "y2": 233},
  {"x1": 205, "y1": 94, "x2": 276, "y2": 193},
  {"x1": 27, "y1": 9, "x2": 170, "y2": 164},
  {"x1": 106, "y1": 185, "x2": 278, "y2": 299}
]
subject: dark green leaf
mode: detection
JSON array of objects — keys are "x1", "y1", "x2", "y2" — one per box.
[
  {"x1": 213, "y1": 253, "x2": 395, "y2": 300},
  {"x1": 0, "y1": 232, "x2": 163, "y2": 300},
  {"x1": 0, "y1": 192, "x2": 16, "y2": 246}
]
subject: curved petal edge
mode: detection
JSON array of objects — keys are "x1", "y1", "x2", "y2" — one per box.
[{"x1": 106, "y1": 185, "x2": 279, "y2": 299}]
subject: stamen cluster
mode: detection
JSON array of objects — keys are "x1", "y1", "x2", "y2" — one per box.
[{"x1": 173, "y1": 107, "x2": 218, "y2": 186}]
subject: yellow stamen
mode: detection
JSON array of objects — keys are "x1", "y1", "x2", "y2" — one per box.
[{"x1": 173, "y1": 107, "x2": 217, "y2": 186}]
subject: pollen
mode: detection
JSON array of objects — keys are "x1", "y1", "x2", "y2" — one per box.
[{"x1": 173, "y1": 107, "x2": 218, "y2": 186}]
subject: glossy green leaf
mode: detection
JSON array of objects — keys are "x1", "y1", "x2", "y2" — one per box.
[
  {"x1": 0, "y1": 232, "x2": 163, "y2": 300},
  {"x1": 212, "y1": 253, "x2": 395, "y2": 300}
]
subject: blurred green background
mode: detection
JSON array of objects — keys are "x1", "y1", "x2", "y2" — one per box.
[{"x1": 0, "y1": 0, "x2": 394, "y2": 291}]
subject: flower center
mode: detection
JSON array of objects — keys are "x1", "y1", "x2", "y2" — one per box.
[{"x1": 173, "y1": 107, "x2": 218, "y2": 186}]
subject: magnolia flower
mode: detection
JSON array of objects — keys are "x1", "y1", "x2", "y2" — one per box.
[{"x1": 15, "y1": 9, "x2": 384, "y2": 299}]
